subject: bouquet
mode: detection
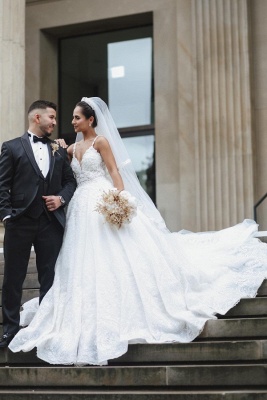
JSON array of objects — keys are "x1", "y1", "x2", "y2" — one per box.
[{"x1": 95, "y1": 189, "x2": 137, "y2": 228}]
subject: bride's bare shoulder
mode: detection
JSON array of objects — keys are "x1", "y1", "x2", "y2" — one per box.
[
  {"x1": 67, "y1": 143, "x2": 75, "y2": 159},
  {"x1": 95, "y1": 136, "x2": 110, "y2": 148}
]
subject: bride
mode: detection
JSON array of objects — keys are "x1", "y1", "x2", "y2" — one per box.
[{"x1": 9, "y1": 97, "x2": 267, "y2": 365}]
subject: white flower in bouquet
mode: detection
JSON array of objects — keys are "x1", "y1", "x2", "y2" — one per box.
[{"x1": 95, "y1": 189, "x2": 137, "y2": 228}]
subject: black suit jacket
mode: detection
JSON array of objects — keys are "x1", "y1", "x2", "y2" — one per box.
[{"x1": 0, "y1": 132, "x2": 77, "y2": 227}]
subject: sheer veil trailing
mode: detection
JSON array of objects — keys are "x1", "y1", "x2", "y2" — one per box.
[{"x1": 78, "y1": 97, "x2": 169, "y2": 233}]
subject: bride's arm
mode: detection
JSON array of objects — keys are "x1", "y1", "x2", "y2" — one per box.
[
  {"x1": 67, "y1": 144, "x2": 74, "y2": 162},
  {"x1": 95, "y1": 137, "x2": 124, "y2": 191}
]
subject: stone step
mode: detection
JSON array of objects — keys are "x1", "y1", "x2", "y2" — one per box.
[
  {"x1": 0, "y1": 288, "x2": 265, "y2": 315},
  {"x1": 0, "y1": 364, "x2": 266, "y2": 388},
  {"x1": 0, "y1": 291, "x2": 39, "y2": 325},
  {"x1": 223, "y1": 297, "x2": 267, "y2": 318},
  {"x1": 0, "y1": 286, "x2": 265, "y2": 318},
  {"x1": 0, "y1": 314, "x2": 266, "y2": 339},
  {"x1": 1, "y1": 340, "x2": 267, "y2": 365},
  {"x1": 0, "y1": 263, "x2": 37, "y2": 275},
  {"x1": 258, "y1": 279, "x2": 267, "y2": 296},
  {"x1": 0, "y1": 253, "x2": 36, "y2": 275},
  {"x1": 0, "y1": 287, "x2": 39, "y2": 324},
  {"x1": 0, "y1": 390, "x2": 266, "y2": 400},
  {"x1": 0, "y1": 265, "x2": 266, "y2": 295},
  {"x1": 0, "y1": 250, "x2": 266, "y2": 299},
  {"x1": 0, "y1": 289, "x2": 39, "y2": 307},
  {"x1": 0, "y1": 273, "x2": 39, "y2": 289},
  {"x1": 0, "y1": 293, "x2": 265, "y2": 331},
  {"x1": 198, "y1": 317, "x2": 267, "y2": 339}
]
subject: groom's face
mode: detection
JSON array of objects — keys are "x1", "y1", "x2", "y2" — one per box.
[{"x1": 37, "y1": 107, "x2": 57, "y2": 137}]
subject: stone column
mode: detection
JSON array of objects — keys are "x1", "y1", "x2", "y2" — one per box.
[
  {"x1": 185, "y1": 0, "x2": 253, "y2": 230},
  {"x1": 250, "y1": 0, "x2": 267, "y2": 230},
  {"x1": 0, "y1": 0, "x2": 25, "y2": 142},
  {"x1": 0, "y1": 0, "x2": 25, "y2": 244}
]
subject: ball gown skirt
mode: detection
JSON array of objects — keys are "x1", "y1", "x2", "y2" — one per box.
[{"x1": 9, "y1": 146, "x2": 267, "y2": 365}]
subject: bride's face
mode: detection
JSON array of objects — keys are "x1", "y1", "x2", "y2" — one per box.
[{"x1": 72, "y1": 106, "x2": 89, "y2": 133}]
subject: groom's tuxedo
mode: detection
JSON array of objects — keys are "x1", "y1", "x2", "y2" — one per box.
[
  {"x1": 0, "y1": 132, "x2": 75, "y2": 226},
  {"x1": 0, "y1": 132, "x2": 77, "y2": 336}
]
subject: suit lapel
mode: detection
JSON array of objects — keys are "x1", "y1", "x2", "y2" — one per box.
[
  {"x1": 21, "y1": 132, "x2": 43, "y2": 177},
  {"x1": 47, "y1": 139, "x2": 55, "y2": 182}
]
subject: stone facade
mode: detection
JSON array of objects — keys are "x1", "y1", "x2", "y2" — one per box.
[
  {"x1": 0, "y1": 0, "x2": 267, "y2": 234},
  {"x1": 0, "y1": 0, "x2": 25, "y2": 141},
  {"x1": 0, "y1": 0, "x2": 25, "y2": 242}
]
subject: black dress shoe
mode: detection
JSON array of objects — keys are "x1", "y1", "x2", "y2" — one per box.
[{"x1": 0, "y1": 333, "x2": 16, "y2": 348}]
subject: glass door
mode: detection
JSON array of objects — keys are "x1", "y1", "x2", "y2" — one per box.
[{"x1": 59, "y1": 24, "x2": 155, "y2": 202}]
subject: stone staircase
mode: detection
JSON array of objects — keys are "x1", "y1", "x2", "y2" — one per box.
[{"x1": 0, "y1": 253, "x2": 266, "y2": 399}]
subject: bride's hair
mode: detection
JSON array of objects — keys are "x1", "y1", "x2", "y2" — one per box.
[{"x1": 76, "y1": 101, "x2": 98, "y2": 127}]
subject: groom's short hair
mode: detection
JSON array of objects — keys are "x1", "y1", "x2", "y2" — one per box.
[{"x1": 28, "y1": 100, "x2": 57, "y2": 114}]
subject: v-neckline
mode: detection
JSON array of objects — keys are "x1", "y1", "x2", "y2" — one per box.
[{"x1": 72, "y1": 145, "x2": 98, "y2": 167}]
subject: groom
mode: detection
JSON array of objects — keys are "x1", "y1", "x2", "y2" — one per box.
[{"x1": 0, "y1": 100, "x2": 76, "y2": 347}]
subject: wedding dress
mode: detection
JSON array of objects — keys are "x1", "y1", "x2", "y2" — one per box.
[{"x1": 9, "y1": 135, "x2": 267, "y2": 365}]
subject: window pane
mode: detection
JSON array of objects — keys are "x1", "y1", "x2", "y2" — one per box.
[
  {"x1": 108, "y1": 38, "x2": 152, "y2": 128},
  {"x1": 59, "y1": 25, "x2": 153, "y2": 136},
  {"x1": 58, "y1": 23, "x2": 155, "y2": 201},
  {"x1": 122, "y1": 135, "x2": 155, "y2": 202}
]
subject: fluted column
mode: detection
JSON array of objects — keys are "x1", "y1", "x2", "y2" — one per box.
[
  {"x1": 191, "y1": 0, "x2": 253, "y2": 230},
  {"x1": 0, "y1": 0, "x2": 25, "y2": 245},
  {"x1": 250, "y1": 0, "x2": 267, "y2": 230},
  {"x1": 0, "y1": 0, "x2": 25, "y2": 142}
]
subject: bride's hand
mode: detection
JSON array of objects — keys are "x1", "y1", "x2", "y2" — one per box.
[{"x1": 54, "y1": 138, "x2": 68, "y2": 149}]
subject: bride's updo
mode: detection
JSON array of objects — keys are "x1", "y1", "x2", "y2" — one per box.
[{"x1": 76, "y1": 101, "x2": 98, "y2": 127}]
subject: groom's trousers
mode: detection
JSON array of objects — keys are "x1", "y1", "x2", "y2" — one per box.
[{"x1": 2, "y1": 212, "x2": 63, "y2": 335}]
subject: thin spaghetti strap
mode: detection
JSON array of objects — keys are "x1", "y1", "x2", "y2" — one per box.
[{"x1": 92, "y1": 135, "x2": 101, "y2": 148}]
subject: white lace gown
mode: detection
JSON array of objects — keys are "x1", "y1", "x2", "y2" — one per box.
[{"x1": 9, "y1": 143, "x2": 267, "y2": 365}]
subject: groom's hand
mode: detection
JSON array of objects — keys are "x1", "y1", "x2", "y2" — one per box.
[{"x1": 42, "y1": 195, "x2": 61, "y2": 211}]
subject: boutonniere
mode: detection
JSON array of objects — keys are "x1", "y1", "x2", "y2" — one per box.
[{"x1": 51, "y1": 142, "x2": 59, "y2": 156}]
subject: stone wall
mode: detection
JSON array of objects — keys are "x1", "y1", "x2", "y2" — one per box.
[
  {"x1": 0, "y1": 0, "x2": 25, "y2": 142},
  {"x1": 0, "y1": 0, "x2": 265, "y2": 235},
  {"x1": 0, "y1": 0, "x2": 25, "y2": 244},
  {"x1": 24, "y1": 0, "x2": 260, "y2": 232}
]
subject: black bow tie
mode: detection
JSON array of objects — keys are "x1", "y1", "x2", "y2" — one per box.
[{"x1": 29, "y1": 134, "x2": 48, "y2": 144}]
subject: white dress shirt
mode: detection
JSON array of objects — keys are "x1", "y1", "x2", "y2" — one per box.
[{"x1": 28, "y1": 131, "x2": 50, "y2": 178}]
